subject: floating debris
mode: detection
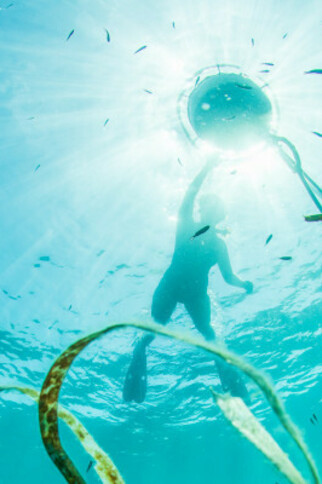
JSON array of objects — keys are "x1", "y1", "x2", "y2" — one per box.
[
  {"x1": 34, "y1": 164, "x2": 41, "y2": 172},
  {"x1": 304, "y1": 69, "x2": 322, "y2": 75},
  {"x1": 304, "y1": 214, "x2": 322, "y2": 222},
  {"x1": 27, "y1": 116, "x2": 35, "y2": 120},
  {"x1": 191, "y1": 225, "x2": 210, "y2": 239},
  {"x1": 195, "y1": 75, "x2": 200, "y2": 86},
  {"x1": 104, "y1": 118, "x2": 109, "y2": 126},
  {"x1": 312, "y1": 131, "x2": 322, "y2": 138},
  {"x1": 134, "y1": 45, "x2": 147, "y2": 54},
  {"x1": 279, "y1": 256, "x2": 292, "y2": 261},
  {"x1": 230, "y1": 169, "x2": 237, "y2": 175},
  {"x1": 251, "y1": 37, "x2": 255, "y2": 46},
  {"x1": 265, "y1": 234, "x2": 273, "y2": 245},
  {"x1": 66, "y1": 29, "x2": 75, "y2": 41},
  {"x1": 105, "y1": 28, "x2": 110, "y2": 42}
]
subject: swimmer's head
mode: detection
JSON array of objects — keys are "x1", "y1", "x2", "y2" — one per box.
[{"x1": 198, "y1": 194, "x2": 226, "y2": 226}]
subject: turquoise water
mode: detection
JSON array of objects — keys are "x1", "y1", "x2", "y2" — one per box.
[{"x1": 0, "y1": 0, "x2": 321, "y2": 482}]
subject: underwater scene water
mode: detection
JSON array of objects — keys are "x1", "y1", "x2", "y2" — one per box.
[{"x1": 0, "y1": 0, "x2": 321, "y2": 482}]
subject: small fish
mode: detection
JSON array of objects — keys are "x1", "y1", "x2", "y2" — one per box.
[
  {"x1": 34, "y1": 263, "x2": 41, "y2": 268},
  {"x1": 86, "y1": 460, "x2": 93, "y2": 473},
  {"x1": 230, "y1": 169, "x2": 237, "y2": 175},
  {"x1": 259, "y1": 69, "x2": 270, "y2": 73},
  {"x1": 304, "y1": 69, "x2": 322, "y2": 75},
  {"x1": 116, "y1": 263, "x2": 129, "y2": 270},
  {"x1": 172, "y1": 21, "x2": 175, "y2": 29},
  {"x1": 39, "y1": 256, "x2": 50, "y2": 262},
  {"x1": 27, "y1": 116, "x2": 35, "y2": 120},
  {"x1": 235, "y1": 83, "x2": 252, "y2": 90},
  {"x1": 312, "y1": 131, "x2": 322, "y2": 138},
  {"x1": 0, "y1": 3, "x2": 12, "y2": 9},
  {"x1": 66, "y1": 29, "x2": 75, "y2": 41},
  {"x1": 313, "y1": 413, "x2": 318, "y2": 423},
  {"x1": 2, "y1": 289, "x2": 8, "y2": 295},
  {"x1": 222, "y1": 115, "x2": 236, "y2": 121},
  {"x1": 195, "y1": 76, "x2": 200, "y2": 86},
  {"x1": 143, "y1": 89, "x2": 152, "y2": 94},
  {"x1": 96, "y1": 249, "x2": 105, "y2": 257},
  {"x1": 251, "y1": 38, "x2": 255, "y2": 46},
  {"x1": 191, "y1": 225, "x2": 210, "y2": 240},
  {"x1": 279, "y1": 256, "x2": 292, "y2": 261},
  {"x1": 134, "y1": 45, "x2": 147, "y2": 54},
  {"x1": 177, "y1": 157, "x2": 183, "y2": 166},
  {"x1": 105, "y1": 28, "x2": 110, "y2": 42},
  {"x1": 262, "y1": 62, "x2": 274, "y2": 66},
  {"x1": 33, "y1": 319, "x2": 41, "y2": 324},
  {"x1": 310, "y1": 417, "x2": 315, "y2": 425},
  {"x1": 265, "y1": 234, "x2": 273, "y2": 245},
  {"x1": 68, "y1": 304, "x2": 72, "y2": 311},
  {"x1": 304, "y1": 214, "x2": 322, "y2": 222},
  {"x1": 34, "y1": 164, "x2": 41, "y2": 172},
  {"x1": 104, "y1": 118, "x2": 109, "y2": 126},
  {"x1": 282, "y1": 32, "x2": 288, "y2": 39}
]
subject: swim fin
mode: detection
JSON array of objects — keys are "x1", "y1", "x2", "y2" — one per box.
[
  {"x1": 123, "y1": 344, "x2": 147, "y2": 403},
  {"x1": 215, "y1": 358, "x2": 250, "y2": 404}
]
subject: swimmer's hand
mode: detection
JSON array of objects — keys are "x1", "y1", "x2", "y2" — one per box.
[{"x1": 242, "y1": 281, "x2": 253, "y2": 294}]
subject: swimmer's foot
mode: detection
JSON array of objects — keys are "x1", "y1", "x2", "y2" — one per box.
[
  {"x1": 123, "y1": 344, "x2": 147, "y2": 403},
  {"x1": 215, "y1": 358, "x2": 250, "y2": 404}
]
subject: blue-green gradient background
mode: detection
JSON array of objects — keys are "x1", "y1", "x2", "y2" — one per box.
[{"x1": 0, "y1": 0, "x2": 321, "y2": 482}]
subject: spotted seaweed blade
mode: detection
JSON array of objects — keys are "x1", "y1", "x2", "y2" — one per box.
[{"x1": 37, "y1": 321, "x2": 320, "y2": 484}]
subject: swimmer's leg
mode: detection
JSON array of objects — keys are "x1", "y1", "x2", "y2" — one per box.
[
  {"x1": 184, "y1": 295, "x2": 250, "y2": 403},
  {"x1": 123, "y1": 278, "x2": 177, "y2": 403}
]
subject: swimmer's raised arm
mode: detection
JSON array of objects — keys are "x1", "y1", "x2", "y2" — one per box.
[
  {"x1": 178, "y1": 159, "x2": 215, "y2": 224},
  {"x1": 217, "y1": 240, "x2": 253, "y2": 293}
]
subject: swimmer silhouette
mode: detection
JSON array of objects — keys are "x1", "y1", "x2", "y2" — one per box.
[{"x1": 123, "y1": 159, "x2": 253, "y2": 403}]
